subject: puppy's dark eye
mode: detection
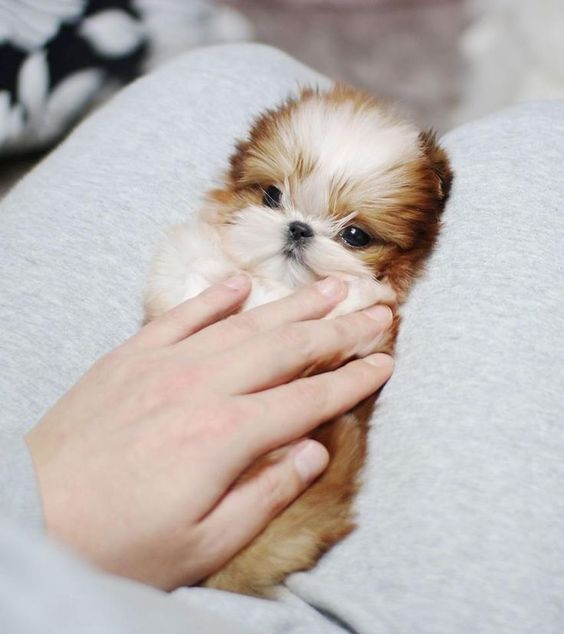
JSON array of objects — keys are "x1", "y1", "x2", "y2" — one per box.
[
  {"x1": 263, "y1": 185, "x2": 282, "y2": 208},
  {"x1": 339, "y1": 226, "x2": 372, "y2": 248}
]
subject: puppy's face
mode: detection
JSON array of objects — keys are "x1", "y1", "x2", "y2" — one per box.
[{"x1": 206, "y1": 86, "x2": 452, "y2": 303}]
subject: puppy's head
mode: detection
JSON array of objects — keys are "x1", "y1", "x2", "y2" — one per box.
[{"x1": 206, "y1": 85, "x2": 452, "y2": 303}]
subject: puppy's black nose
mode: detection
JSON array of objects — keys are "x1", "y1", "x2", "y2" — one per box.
[{"x1": 288, "y1": 221, "x2": 314, "y2": 242}]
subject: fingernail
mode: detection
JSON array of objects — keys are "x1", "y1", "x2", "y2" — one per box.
[
  {"x1": 223, "y1": 274, "x2": 249, "y2": 290},
  {"x1": 362, "y1": 305, "x2": 393, "y2": 325},
  {"x1": 315, "y1": 276, "x2": 345, "y2": 300},
  {"x1": 292, "y1": 440, "x2": 329, "y2": 483},
  {"x1": 364, "y1": 353, "x2": 394, "y2": 370}
]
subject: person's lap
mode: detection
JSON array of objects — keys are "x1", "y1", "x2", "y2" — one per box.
[{"x1": 1, "y1": 43, "x2": 563, "y2": 633}]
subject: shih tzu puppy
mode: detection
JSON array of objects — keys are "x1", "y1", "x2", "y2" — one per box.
[{"x1": 143, "y1": 85, "x2": 452, "y2": 596}]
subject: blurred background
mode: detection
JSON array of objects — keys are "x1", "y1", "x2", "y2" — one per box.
[
  {"x1": 1, "y1": 0, "x2": 563, "y2": 196},
  {"x1": 226, "y1": 0, "x2": 466, "y2": 132},
  {"x1": 225, "y1": 0, "x2": 564, "y2": 132}
]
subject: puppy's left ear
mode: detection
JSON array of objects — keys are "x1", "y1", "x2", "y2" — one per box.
[{"x1": 419, "y1": 130, "x2": 453, "y2": 204}]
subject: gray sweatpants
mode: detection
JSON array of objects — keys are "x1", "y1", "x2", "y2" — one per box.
[{"x1": 1, "y1": 44, "x2": 563, "y2": 634}]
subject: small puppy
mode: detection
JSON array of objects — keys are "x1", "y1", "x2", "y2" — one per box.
[{"x1": 144, "y1": 85, "x2": 452, "y2": 596}]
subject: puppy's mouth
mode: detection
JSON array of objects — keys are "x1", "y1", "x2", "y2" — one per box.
[{"x1": 283, "y1": 242, "x2": 308, "y2": 263}]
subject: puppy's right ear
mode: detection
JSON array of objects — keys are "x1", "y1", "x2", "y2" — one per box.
[{"x1": 419, "y1": 130, "x2": 453, "y2": 204}]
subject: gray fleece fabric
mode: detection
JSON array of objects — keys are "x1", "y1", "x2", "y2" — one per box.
[{"x1": 1, "y1": 43, "x2": 563, "y2": 634}]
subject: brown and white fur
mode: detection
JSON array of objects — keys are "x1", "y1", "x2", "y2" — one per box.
[{"x1": 143, "y1": 85, "x2": 452, "y2": 596}]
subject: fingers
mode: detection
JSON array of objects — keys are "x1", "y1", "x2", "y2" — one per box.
[
  {"x1": 206, "y1": 305, "x2": 393, "y2": 394},
  {"x1": 238, "y1": 353, "x2": 394, "y2": 461},
  {"x1": 124, "y1": 275, "x2": 252, "y2": 351},
  {"x1": 178, "y1": 277, "x2": 347, "y2": 358},
  {"x1": 197, "y1": 440, "x2": 329, "y2": 577}
]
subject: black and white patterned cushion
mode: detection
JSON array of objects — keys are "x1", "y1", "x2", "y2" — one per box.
[
  {"x1": 0, "y1": 0, "x2": 148, "y2": 156},
  {"x1": 0, "y1": 0, "x2": 253, "y2": 157}
]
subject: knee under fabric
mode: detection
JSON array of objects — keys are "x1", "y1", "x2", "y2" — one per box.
[{"x1": 1, "y1": 44, "x2": 563, "y2": 633}]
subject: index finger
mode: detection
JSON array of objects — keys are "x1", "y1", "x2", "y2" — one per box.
[
  {"x1": 239, "y1": 353, "x2": 395, "y2": 460},
  {"x1": 178, "y1": 277, "x2": 348, "y2": 357}
]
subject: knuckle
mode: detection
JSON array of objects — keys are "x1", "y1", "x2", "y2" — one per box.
[
  {"x1": 179, "y1": 362, "x2": 209, "y2": 387},
  {"x1": 350, "y1": 312, "x2": 378, "y2": 336},
  {"x1": 298, "y1": 285, "x2": 325, "y2": 311},
  {"x1": 192, "y1": 523, "x2": 230, "y2": 574},
  {"x1": 354, "y1": 356, "x2": 393, "y2": 387},
  {"x1": 167, "y1": 404, "x2": 227, "y2": 449},
  {"x1": 149, "y1": 405, "x2": 193, "y2": 448},
  {"x1": 295, "y1": 378, "x2": 326, "y2": 407},
  {"x1": 341, "y1": 313, "x2": 380, "y2": 350},
  {"x1": 353, "y1": 360, "x2": 376, "y2": 384},
  {"x1": 224, "y1": 311, "x2": 261, "y2": 337},
  {"x1": 330, "y1": 316, "x2": 351, "y2": 343},
  {"x1": 156, "y1": 363, "x2": 208, "y2": 401},
  {"x1": 276, "y1": 323, "x2": 311, "y2": 353},
  {"x1": 371, "y1": 353, "x2": 395, "y2": 376},
  {"x1": 257, "y1": 469, "x2": 291, "y2": 517},
  {"x1": 201, "y1": 399, "x2": 254, "y2": 442}
]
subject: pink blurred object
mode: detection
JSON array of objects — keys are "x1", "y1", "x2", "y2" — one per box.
[{"x1": 248, "y1": 0, "x2": 447, "y2": 7}]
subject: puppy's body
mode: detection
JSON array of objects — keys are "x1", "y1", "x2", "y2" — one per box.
[{"x1": 144, "y1": 85, "x2": 452, "y2": 596}]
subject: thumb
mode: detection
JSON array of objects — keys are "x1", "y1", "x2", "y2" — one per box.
[{"x1": 196, "y1": 440, "x2": 329, "y2": 581}]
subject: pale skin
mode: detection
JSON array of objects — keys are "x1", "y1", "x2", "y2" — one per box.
[{"x1": 25, "y1": 275, "x2": 394, "y2": 591}]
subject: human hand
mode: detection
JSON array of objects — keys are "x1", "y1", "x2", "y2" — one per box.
[{"x1": 26, "y1": 275, "x2": 393, "y2": 590}]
